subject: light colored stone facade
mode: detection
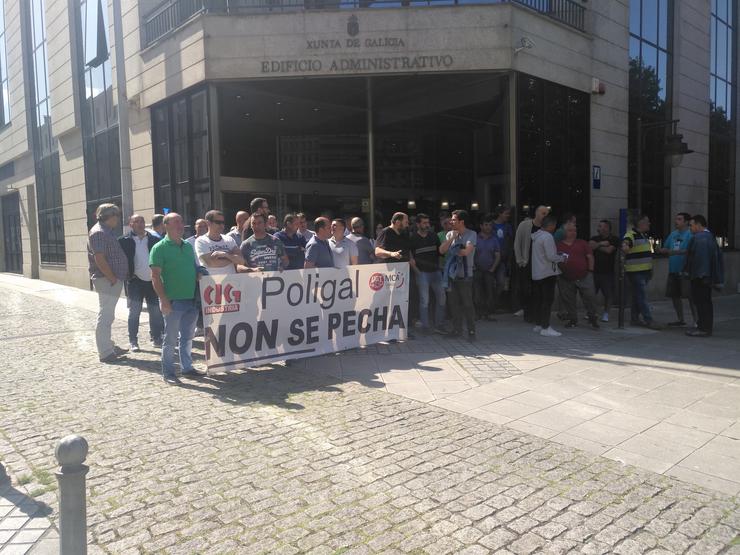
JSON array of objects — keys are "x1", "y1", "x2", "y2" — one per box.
[{"x1": 0, "y1": 0, "x2": 735, "y2": 288}]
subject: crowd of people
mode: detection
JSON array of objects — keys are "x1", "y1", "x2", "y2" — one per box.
[{"x1": 86, "y1": 198, "x2": 725, "y2": 385}]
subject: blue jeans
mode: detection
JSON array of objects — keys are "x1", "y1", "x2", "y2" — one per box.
[
  {"x1": 162, "y1": 299, "x2": 199, "y2": 378},
  {"x1": 416, "y1": 270, "x2": 446, "y2": 328},
  {"x1": 628, "y1": 270, "x2": 652, "y2": 323},
  {"x1": 127, "y1": 277, "x2": 164, "y2": 344}
]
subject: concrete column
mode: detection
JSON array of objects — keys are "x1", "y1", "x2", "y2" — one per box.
[
  {"x1": 54, "y1": 435, "x2": 89, "y2": 555},
  {"x1": 670, "y1": 0, "x2": 711, "y2": 220}
]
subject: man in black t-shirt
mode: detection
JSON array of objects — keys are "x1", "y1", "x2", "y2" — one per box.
[
  {"x1": 588, "y1": 219, "x2": 620, "y2": 322},
  {"x1": 375, "y1": 212, "x2": 415, "y2": 337},
  {"x1": 410, "y1": 213, "x2": 447, "y2": 334},
  {"x1": 375, "y1": 212, "x2": 411, "y2": 262}
]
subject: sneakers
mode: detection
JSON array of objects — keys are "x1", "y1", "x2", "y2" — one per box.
[
  {"x1": 130, "y1": 343, "x2": 140, "y2": 352},
  {"x1": 587, "y1": 315, "x2": 600, "y2": 330},
  {"x1": 667, "y1": 321, "x2": 687, "y2": 327},
  {"x1": 601, "y1": 312, "x2": 609, "y2": 322},
  {"x1": 533, "y1": 326, "x2": 542, "y2": 333},
  {"x1": 513, "y1": 309, "x2": 524, "y2": 317},
  {"x1": 181, "y1": 367, "x2": 202, "y2": 377},
  {"x1": 540, "y1": 327, "x2": 562, "y2": 337},
  {"x1": 645, "y1": 321, "x2": 663, "y2": 330},
  {"x1": 564, "y1": 320, "x2": 577, "y2": 329},
  {"x1": 113, "y1": 345, "x2": 129, "y2": 356},
  {"x1": 162, "y1": 375, "x2": 181, "y2": 385},
  {"x1": 686, "y1": 329, "x2": 711, "y2": 337},
  {"x1": 433, "y1": 326, "x2": 449, "y2": 336}
]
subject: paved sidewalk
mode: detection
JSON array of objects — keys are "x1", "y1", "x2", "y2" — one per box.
[{"x1": 0, "y1": 273, "x2": 739, "y2": 554}]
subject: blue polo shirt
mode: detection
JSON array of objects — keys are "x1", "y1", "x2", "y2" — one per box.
[
  {"x1": 664, "y1": 228, "x2": 692, "y2": 274},
  {"x1": 274, "y1": 230, "x2": 307, "y2": 270},
  {"x1": 305, "y1": 236, "x2": 334, "y2": 268}
]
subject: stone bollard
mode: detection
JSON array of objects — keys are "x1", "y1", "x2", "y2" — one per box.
[{"x1": 54, "y1": 435, "x2": 89, "y2": 555}]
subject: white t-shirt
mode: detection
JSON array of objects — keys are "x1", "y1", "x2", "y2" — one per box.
[{"x1": 195, "y1": 234, "x2": 239, "y2": 276}]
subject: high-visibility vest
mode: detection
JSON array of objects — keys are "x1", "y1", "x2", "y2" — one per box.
[{"x1": 623, "y1": 229, "x2": 653, "y2": 272}]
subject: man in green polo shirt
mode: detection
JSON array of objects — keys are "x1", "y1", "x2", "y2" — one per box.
[{"x1": 150, "y1": 212, "x2": 200, "y2": 384}]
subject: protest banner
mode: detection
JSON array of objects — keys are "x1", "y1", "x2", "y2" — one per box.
[{"x1": 200, "y1": 263, "x2": 409, "y2": 372}]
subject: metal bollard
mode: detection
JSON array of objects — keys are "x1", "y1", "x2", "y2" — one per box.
[{"x1": 55, "y1": 435, "x2": 89, "y2": 555}]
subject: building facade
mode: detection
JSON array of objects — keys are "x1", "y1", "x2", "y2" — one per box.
[{"x1": 0, "y1": 0, "x2": 737, "y2": 289}]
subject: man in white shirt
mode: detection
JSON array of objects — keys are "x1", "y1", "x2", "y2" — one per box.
[
  {"x1": 329, "y1": 218, "x2": 358, "y2": 268},
  {"x1": 194, "y1": 210, "x2": 244, "y2": 275},
  {"x1": 118, "y1": 214, "x2": 164, "y2": 351}
]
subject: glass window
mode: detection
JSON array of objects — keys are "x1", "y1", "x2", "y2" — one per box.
[
  {"x1": 628, "y1": 0, "x2": 673, "y2": 238},
  {"x1": 0, "y1": 0, "x2": 9, "y2": 126},
  {"x1": 77, "y1": 0, "x2": 121, "y2": 227},
  {"x1": 26, "y1": 0, "x2": 65, "y2": 263},
  {"x1": 709, "y1": 0, "x2": 736, "y2": 246},
  {"x1": 152, "y1": 88, "x2": 212, "y2": 226}
]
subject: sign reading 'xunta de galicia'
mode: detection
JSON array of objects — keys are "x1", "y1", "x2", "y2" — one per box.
[{"x1": 260, "y1": 14, "x2": 455, "y2": 74}]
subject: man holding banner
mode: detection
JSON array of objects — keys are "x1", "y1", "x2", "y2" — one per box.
[
  {"x1": 305, "y1": 217, "x2": 335, "y2": 269},
  {"x1": 238, "y1": 213, "x2": 289, "y2": 272},
  {"x1": 150, "y1": 213, "x2": 201, "y2": 385}
]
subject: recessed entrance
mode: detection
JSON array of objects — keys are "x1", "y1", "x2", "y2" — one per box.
[{"x1": 2, "y1": 192, "x2": 23, "y2": 274}]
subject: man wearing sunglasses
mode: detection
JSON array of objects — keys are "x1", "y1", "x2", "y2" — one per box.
[{"x1": 194, "y1": 210, "x2": 244, "y2": 275}]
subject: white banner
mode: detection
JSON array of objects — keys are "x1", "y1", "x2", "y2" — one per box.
[{"x1": 200, "y1": 263, "x2": 409, "y2": 372}]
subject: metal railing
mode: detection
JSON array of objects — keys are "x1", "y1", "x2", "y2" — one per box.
[{"x1": 142, "y1": 0, "x2": 585, "y2": 47}]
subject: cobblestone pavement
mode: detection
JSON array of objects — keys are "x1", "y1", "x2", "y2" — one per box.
[{"x1": 0, "y1": 282, "x2": 739, "y2": 554}]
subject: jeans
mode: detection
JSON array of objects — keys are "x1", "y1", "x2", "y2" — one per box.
[
  {"x1": 416, "y1": 270, "x2": 446, "y2": 328},
  {"x1": 513, "y1": 262, "x2": 534, "y2": 321},
  {"x1": 593, "y1": 272, "x2": 614, "y2": 312},
  {"x1": 92, "y1": 277, "x2": 123, "y2": 359},
  {"x1": 532, "y1": 276, "x2": 557, "y2": 329},
  {"x1": 474, "y1": 267, "x2": 504, "y2": 316},
  {"x1": 627, "y1": 270, "x2": 652, "y2": 323},
  {"x1": 162, "y1": 299, "x2": 199, "y2": 378},
  {"x1": 448, "y1": 278, "x2": 475, "y2": 333},
  {"x1": 558, "y1": 273, "x2": 598, "y2": 322},
  {"x1": 691, "y1": 278, "x2": 713, "y2": 332},
  {"x1": 127, "y1": 277, "x2": 164, "y2": 344}
]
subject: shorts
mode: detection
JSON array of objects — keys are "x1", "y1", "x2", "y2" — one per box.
[{"x1": 665, "y1": 273, "x2": 691, "y2": 299}]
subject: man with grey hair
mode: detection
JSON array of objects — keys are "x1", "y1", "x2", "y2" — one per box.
[
  {"x1": 347, "y1": 217, "x2": 375, "y2": 264},
  {"x1": 88, "y1": 203, "x2": 129, "y2": 363}
]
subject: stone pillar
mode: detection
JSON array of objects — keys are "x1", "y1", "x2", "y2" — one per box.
[
  {"x1": 54, "y1": 435, "x2": 89, "y2": 555},
  {"x1": 670, "y1": 0, "x2": 711, "y2": 220}
]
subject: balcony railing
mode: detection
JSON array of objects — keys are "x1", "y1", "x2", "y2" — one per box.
[{"x1": 142, "y1": 0, "x2": 585, "y2": 47}]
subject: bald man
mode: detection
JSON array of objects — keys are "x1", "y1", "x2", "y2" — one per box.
[
  {"x1": 347, "y1": 217, "x2": 375, "y2": 264},
  {"x1": 513, "y1": 205, "x2": 549, "y2": 322},
  {"x1": 227, "y1": 211, "x2": 250, "y2": 244}
]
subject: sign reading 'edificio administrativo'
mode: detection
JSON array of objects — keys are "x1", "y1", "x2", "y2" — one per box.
[{"x1": 201, "y1": 263, "x2": 410, "y2": 373}]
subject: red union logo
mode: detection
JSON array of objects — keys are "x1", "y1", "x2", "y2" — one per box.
[
  {"x1": 203, "y1": 283, "x2": 242, "y2": 314},
  {"x1": 368, "y1": 273, "x2": 384, "y2": 291},
  {"x1": 368, "y1": 271, "x2": 405, "y2": 291}
]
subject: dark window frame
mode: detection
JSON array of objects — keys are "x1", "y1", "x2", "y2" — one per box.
[
  {"x1": 628, "y1": 0, "x2": 675, "y2": 240},
  {"x1": 0, "y1": 0, "x2": 10, "y2": 127},
  {"x1": 25, "y1": 0, "x2": 66, "y2": 265},
  {"x1": 152, "y1": 86, "x2": 212, "y2": 227}
]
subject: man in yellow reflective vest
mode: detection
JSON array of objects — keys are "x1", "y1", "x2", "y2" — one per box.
[{"x1": 622, "y1": 215, "x2": 662, "y2": 330}]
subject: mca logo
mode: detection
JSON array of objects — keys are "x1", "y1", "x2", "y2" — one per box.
[
  {"x1": 368, "y1": 271, "x2": 405, "y2": 291},
  {"x1": 347, "y1": 15, "x2": 359, "y2": 37},
  {"x1": 203, "y1": 283, "x2": 242, "y2": 314}
]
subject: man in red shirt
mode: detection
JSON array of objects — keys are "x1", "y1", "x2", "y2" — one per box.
[{"x1": 556, "y1": 223, "x2": 600, "y2": 329}]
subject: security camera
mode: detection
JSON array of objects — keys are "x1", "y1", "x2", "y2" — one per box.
[{"x1": 513, "y1": 37, "x2": 535, "y2": 54}]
